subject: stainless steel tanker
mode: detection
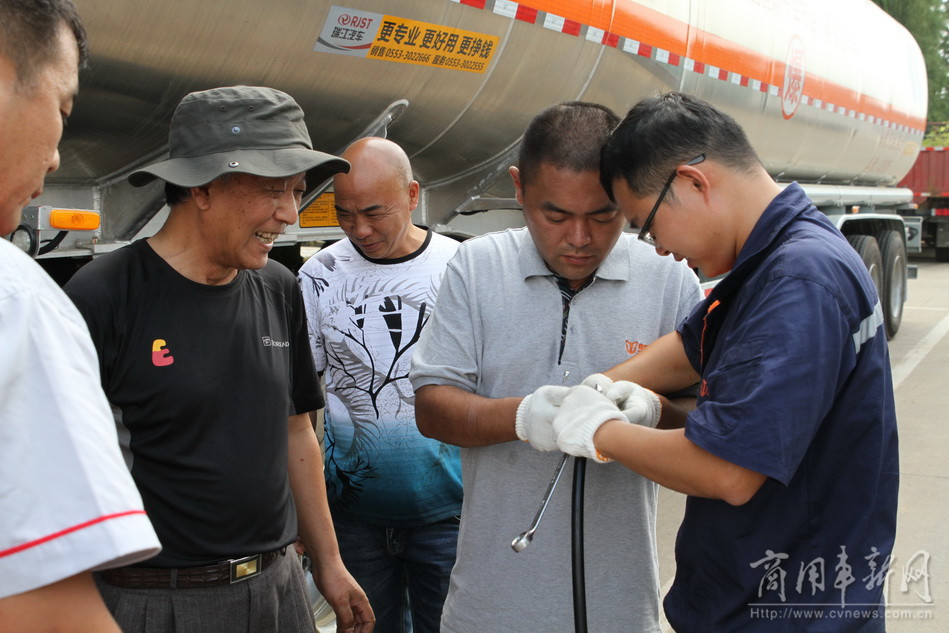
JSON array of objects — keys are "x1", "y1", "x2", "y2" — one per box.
[{"x1": 17, "y1": 0, "x2": 926, "y2": 332}]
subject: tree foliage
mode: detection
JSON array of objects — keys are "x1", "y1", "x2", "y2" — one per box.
[
  {"x1": 871, "y1": 0, "x2": 949, "y2": 132},
  {"x1": 924, "y1": 122, "x2": 949, "y2": 146}
]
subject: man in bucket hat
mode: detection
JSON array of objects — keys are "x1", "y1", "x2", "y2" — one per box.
[{"x1": 65, "y1": 86, "x2": 375, "y2": 633}]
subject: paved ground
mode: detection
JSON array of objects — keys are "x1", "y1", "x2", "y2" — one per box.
[{"x1": 656, "y1": 259, "x2": 949, "y2": 631}]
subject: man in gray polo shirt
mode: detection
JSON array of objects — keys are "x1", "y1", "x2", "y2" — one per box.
[{"x1": 409, "y1": 101, "x2": 702, "y2": 633}]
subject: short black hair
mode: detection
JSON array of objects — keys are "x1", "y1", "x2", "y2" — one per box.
[
  {"x1": 164, "y1": 173, "x2": 238, "y2": 208},
  {"x1": 518, "y1": 101, "x2": 619, "y2": 184},
  {"x1": 0, "y1": 0, "x2": 88, "y2": 90},
  {"x1": 600, "y1": 92, "x2": 761, "y2": 200},
  {"x1": 165, "y1": 182, "x2": 191, "y2": 207}
]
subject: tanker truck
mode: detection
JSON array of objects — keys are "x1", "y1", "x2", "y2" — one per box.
[
  {"x1": 897, "y1": 146, "x2": 949, "y2": 261},
  {"x1": 10, "y1": 0, "x2": 927, "y2": 341}
]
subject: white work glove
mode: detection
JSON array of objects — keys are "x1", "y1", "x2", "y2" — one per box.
[
  {"x1": 582, "y1": 374, "x2": 662, "y2": 428},
  {"x1": 515, "y1": 385, "x2": 571, "y2": 451},
  {"x1": 581, "y1": 373, "x2": 614, "y2": 392},
  {"x1": 605, "y1": 381, "x2": 662, "y2": 428},
  {"x1": 551, "y1": 385, "x2": 627, "y2": 463}
]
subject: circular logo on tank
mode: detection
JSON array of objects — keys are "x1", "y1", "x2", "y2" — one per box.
[{"x1": 782, "y1": 35, "x2": 805, "y2": 120}]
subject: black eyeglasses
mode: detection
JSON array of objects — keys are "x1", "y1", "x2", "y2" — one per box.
[{"x1": 637, "y1": 154, "x2": 705, "y2": 246}]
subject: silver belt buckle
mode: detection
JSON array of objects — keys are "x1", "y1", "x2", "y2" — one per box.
[{"x1": 229, "y1": 554, "x2": 262, "y2": 583}]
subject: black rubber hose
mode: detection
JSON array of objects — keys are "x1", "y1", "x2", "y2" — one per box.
[{"x1": 571, "y1": 456, "x2": 588, "y2": 633}]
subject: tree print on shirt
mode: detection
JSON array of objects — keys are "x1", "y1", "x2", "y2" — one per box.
[{"x1": 318, "y1": 273, "x2": 435, "y2": 509}]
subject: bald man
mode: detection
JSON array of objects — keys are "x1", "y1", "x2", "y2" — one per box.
[{"x1": 298, "y1": 138, "x2": 462, "y2": 633}]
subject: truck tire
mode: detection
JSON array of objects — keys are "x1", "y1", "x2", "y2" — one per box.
[
  {"x1": 875, "y1": 230, "x2": 906, "y2": 339},
  {"x1": 847, "y1": 233, "x2": 884, "y2": 307}
]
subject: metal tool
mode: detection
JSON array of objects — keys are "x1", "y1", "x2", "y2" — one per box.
[
  {"x1": 511, "y1": 452, "x2": 570, "y2": 552},
  {"x1": 511, "y1": 370, "x2": 572, "y2": 553}
]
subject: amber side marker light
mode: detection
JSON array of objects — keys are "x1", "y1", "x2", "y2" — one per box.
[{"x1": 47, "y1": 208, "x2": 100, "y2": 231}]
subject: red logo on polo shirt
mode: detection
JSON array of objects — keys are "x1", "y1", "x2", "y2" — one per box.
[
  {"x1": 626, "y1": 340, "x2": 647, "y2": 356},
  {"x1": 152, "y1": 339, "x2": 174, "y2": 367}
]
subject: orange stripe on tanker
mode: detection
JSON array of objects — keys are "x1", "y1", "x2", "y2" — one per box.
[{"x1": 470, "y1": 0, "x2": 925, "y2": 133}]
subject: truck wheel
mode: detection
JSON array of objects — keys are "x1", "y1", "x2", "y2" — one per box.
[
  {"x1": 875, "y1": 230, "x2": 906, "y2": 339},
  {"x1": 847, "y1": 233, "x2": 884, "y2": 311},
  {"x1": 936, "y1": 247, "x2": 949, "y2": 262}
]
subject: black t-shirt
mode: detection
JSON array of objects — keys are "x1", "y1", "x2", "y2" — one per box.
[{"x1": 65, "y1": 240, "x2": 323, "y2": 566}]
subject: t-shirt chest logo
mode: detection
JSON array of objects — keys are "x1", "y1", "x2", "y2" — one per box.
[
  {"x1": 151, "y1": 339, "x2": 174, "y2": 367},
  {"x1": 262, "y1": 336, "x2": 290, "y2": 348}
]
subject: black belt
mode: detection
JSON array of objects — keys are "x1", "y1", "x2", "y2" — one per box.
[{"x1": 100, "y1": 547, "x2": 286, "y2": 589}]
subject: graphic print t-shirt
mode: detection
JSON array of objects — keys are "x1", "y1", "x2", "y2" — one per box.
[{"x1": 299, "y1": 231, "x2": 462, "y2": 526}]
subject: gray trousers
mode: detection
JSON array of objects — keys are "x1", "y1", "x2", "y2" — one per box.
[{"x1": 95, "y1": 551, "x2": 316, "y2": 633}]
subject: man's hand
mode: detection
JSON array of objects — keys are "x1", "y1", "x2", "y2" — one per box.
[
  {"x1": 580, "y1": 373, "x2": 613, "y2": 392},
  {"x1": 582, "y1": 374, "x2": 661, "y2": 428},
  {"x1": 515, "y1": 385, "x2": 571, "y2": 451},
  {"x1": 310, "y1": 560, "x2": 375, "y2": 633},
  {"x1": 552, "y1": 385, "x2": 627, "y2": 463},
  {"x1": 604, "y1": 381, "x2": 662, "y2": 428}
]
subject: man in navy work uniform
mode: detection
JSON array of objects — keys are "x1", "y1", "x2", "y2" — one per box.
[
  {"x1": 65, "y1": 86, "x2": 374, "y2": 633},
  {"x1": 521, "y1": 92, "x2": 899, "y2": 632}
]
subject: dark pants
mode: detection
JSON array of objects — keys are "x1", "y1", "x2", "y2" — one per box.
[
  {"x1": 333, "y1": 513, "x2": 460, "y2": 633},
  {"x1": 95, "y1": 550, "x2": 315, "y2": 633}
]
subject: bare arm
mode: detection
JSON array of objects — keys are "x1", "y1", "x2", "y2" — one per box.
[
  {"x1": 414, "y1": 378, "x2": 694, "y2": 442},
  {"x1": 655, "y1": 394, "x2": 694, "y2": 430},
  {"x1": 288, "y1": 412, "x2": 374, "y2": 633},
  {"x1": 0, "y1": 572, "x2": 122, "y2": 633},
  {"x1": 602, "y1": 331, "x2": 697, "y2": 430},
  {"x1": 415, "y1": 384, "x2": 523, "y2": 447},
  {"x1": 604, "y1": 331, "x2": 700, "y2": 394},
  {"x1": 593, "y1": 420, "x2": 766, "y2": 506}
]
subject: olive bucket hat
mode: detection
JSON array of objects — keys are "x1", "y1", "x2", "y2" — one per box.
[{"x1": 128, "y1": 85, "x2": 349, "y2": 189}]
